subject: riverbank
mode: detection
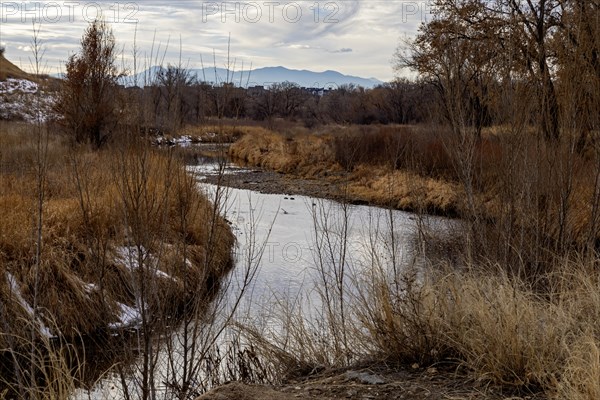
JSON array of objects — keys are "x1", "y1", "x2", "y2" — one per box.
[
  {"x1": 199, "y1": 365, "x2": 547, "y2": 400},
  {"x1": 193, "y1": 123, "x2": 600, "y2": 400},
  {"x1": 192, "y1": 163, "x2": 559, "y2": 400},
  {"x1": 201, "y1": 166, "x2": 351, "y2": 203},
  {"x1": 0, "y1": 121, "x2": 235, "y2": 395},
  {"x1": 228, "y1": 126, "x2": 465, "y2": 217}
]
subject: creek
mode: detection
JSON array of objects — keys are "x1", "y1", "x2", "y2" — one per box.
[{"x1": 73, "y1": 158, "x2": 453, "y2": 399}]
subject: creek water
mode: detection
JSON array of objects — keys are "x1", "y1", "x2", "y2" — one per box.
[{"x1": 72, "y1": 160, "x2": 453, "y2": 399}]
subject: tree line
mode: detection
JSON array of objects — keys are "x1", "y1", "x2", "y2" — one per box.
[
  {"x1": 55, "y1": 1, "x2": 598, "y2": 150},
  {"x1": 126, "y1": 73, "x2": 437, "y2": 131},
  {"x1": 398, "y1": 0, "x2": 599, "y2": 144}
]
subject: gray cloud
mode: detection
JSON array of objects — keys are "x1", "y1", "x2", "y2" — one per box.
[
  {"x1": 0, "y1": 1, "x2": 428, "y2": 81},
  {"x1": 329, "y1": 48, "x2": 352, "y2": 53}
]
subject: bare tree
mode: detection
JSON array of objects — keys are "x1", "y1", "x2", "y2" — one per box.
[
  {"x1": 156, "y1": 64, "x2": 195, "y2": 131},
  {"x1": 398, "y1": 0, "x2": 565, "y2": 141}
]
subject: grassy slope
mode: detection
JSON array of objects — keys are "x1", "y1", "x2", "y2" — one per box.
[
  {"x1": 0, "y1": 122, "x2": 235, "y2": 344},
  {"x1": 0, "y1": 54, "x2": 37, "y2": 81}
]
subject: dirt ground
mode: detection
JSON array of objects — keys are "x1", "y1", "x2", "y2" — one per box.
[
  {"x1": 202, "y1": 167, "x2": 358, "y2": 204},
  {"x1": 198, "y1": 366, "x2": 546, "y2": 400}
]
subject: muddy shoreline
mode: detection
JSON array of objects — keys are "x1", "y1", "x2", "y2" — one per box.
[
  {"x1": 202, "y1": 168, "x2": 354, "y2": 201},
  {"x1": 198, "y1": 164, "x2": 462, "y2": 220}
]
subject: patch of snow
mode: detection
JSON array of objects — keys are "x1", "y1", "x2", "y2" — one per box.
[
  {"x1": 111, "y1": 246, "x2": 175, "y2": 329},
  {"x1": 0, "y1": 78, "x2": 57, "y2": 122},
  {"x1": 152, "y1": 134, "x2": 200, "y2": 147},
  {"x1": 115, "y1": 245, "x2": 146, "y2": 270},
  {"x1": 176, "y1": 135, "x2": 192, "y2": 144},
  {"x1": 154, "y1": 269, "x2": 172, "y2": 280},
  {"x1": 0, "y1": 78, "x2": 38, "y2": 94},
  {"x1": 108, "y1": 302, "x2": 141, "y2": 329},
  {"x1": 84, "y1": 282, "x2": 98, "y2": 293},
  {"x1": 5, "y1": 272, "x2": 53, "y2": 338},
  {"x1": 345, "y1": 371, "x2": 386, "y2": 385},
  {"x1": 115, "y1": 246, "x2": 175, "y2": 281}
]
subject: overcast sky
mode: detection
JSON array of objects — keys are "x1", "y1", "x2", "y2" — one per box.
[{"x1": 0, "y1": 1, "x2": 433, "y2": 81}]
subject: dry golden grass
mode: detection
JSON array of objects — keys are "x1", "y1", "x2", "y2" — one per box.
[
  {"x1": 230, "y1": 128, "x2": 337, "y2": 174},
  {"x1": 238, "y1": 250, "x2": 600, "y2": 397},
  {"x1": 0, "y1": 121, "x2": 234, "y2": 346},
  {"x1": 229, "y1": 126, "x2": 464, "y2": 215},
  {"x1": 0, "y1": 53, "x2": 59, "y2": 88},
  {"x1": 559, "y1": 334, "x2": 600, "y2": 399},
  {"x1": 349, "y1": 261, "x2": 600, "y2": 395},
  {"x1": 346, "y1": 166, "x2": 463, "y2": 215}
]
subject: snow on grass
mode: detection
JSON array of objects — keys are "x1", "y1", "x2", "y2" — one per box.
[
  {"x1": 0, "y1": 78, "x2": 56, "y2": 122},
  {"x1": 108, "y1": 302, "x2": 142, "y2": 329},
  {"x1": 108, "y1": 246, "x2": 176, "y2": 329},
  {"x1": 0, "y1": 78, "x2": 38, "y2": 93},
  {"x1": 175, "y1": 135, "x2": 192, "y2": 145},
  {"x1": 153, "y1": 134, "x2": 198, "y2": 146},
  {"x1": 5, "y1": 272, "x2": 54, "y2": 338},
  {"x1": 114, "y1": 245, "x2": 175, "y2": 281},
  {"x1": 84, "y1": 282, "x2": 98, "y2": 293}
]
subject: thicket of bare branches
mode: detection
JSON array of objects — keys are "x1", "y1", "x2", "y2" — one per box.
[{"x1": 391, "y1": 0, "x2": 600, "y2": 272}]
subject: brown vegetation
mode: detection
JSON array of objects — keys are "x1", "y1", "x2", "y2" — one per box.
[
  {"x1": 1, "y1": 3, "x2": 599, "y2": 397},
  {"x1": 54, "y1": 20, "x2": 122, "y2": 148},
  {"x1": 0, "y1": 121, "x2": 234, "y2": 395},
  {"x1": 0, "y1": 53, "x2": 37, "y2": 81}
]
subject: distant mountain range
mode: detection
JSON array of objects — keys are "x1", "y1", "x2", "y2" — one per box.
[{"x1": 121, "y1": 66, "x2": 384, "y2": 89}]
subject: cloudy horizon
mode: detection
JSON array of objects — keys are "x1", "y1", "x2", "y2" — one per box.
[{"x1": 0, "y1": 1, "x2": 433, "y2": 82}]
